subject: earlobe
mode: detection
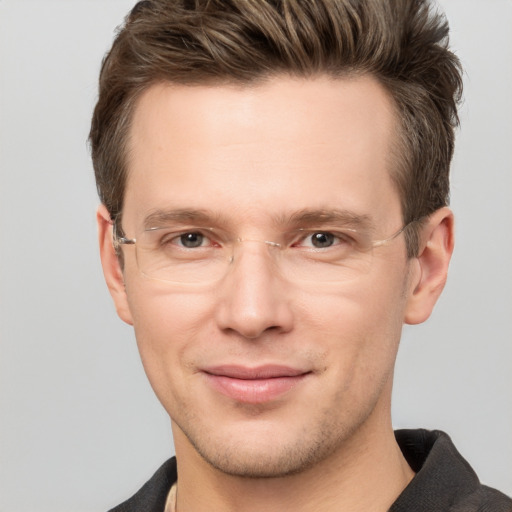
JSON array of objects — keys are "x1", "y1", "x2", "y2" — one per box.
[
  {"x1": 97, "y1": 204, "x2": 134, "y2": 325},
  {"x1": 404, "y1": 207, "x2": 454, "y2": 325}
]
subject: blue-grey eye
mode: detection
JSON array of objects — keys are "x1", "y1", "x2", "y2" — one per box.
[
  {"x1": 311, "y1": 232, "x2": 335, "y2": 248},
  {"x1": 179, "y1": 232, "x2": 204, "y2": 248}
]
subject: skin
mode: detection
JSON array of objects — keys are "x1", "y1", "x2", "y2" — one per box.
[{"x1": 98, "y1": 75, "x2": 454, "y2": 512}]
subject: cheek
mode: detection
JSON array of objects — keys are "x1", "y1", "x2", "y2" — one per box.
[
  {"x1": 302, "y1": 272, "x2": 405, "y2": 339},
  {"x1": 125, "y1": 283, "x2": 215, "y2": 388},
  {"x1": 300, "y1": 271, "x2": 407, "y2": 376}
]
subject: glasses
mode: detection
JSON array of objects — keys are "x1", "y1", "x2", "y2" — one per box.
[{"x1": 113, "y1": 218, "x2": 416, "y2": 286}]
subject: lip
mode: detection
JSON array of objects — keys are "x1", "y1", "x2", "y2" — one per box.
[{"x1": 202, "y1": 365, "x2": 311, "y2": 404}]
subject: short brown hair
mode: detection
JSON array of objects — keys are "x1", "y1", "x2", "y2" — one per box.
[{"x1": 89, "y1": 0, "x2": 462, "y2": 256}]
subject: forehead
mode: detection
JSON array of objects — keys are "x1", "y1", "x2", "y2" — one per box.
[{"x1": 123, "y1": 75, "x2": 401, "y2": 229}]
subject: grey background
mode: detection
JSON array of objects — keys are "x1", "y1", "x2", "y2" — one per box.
[{"x1": 0, "y1": 1, "x2": 510, "y2": 511}]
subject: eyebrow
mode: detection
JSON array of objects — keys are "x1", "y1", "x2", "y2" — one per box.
[
  {"x1": 279, "y1": 209, "x2": 375, "y2": 231},
  {"x1": 142, "y1": 207, "x2": 374, "y2": 231},
  {"x1": 143, "y1": 208, "x2": 224, "y2": 229}
]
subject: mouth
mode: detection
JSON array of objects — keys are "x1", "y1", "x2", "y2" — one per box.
[{"x1": 202, "y1": 365, "x2": 311, "y2": 404}]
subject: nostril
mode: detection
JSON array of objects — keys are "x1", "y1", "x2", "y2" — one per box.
[{"x1": 225, "y1": 323, "x2": 284, "y2": 340}]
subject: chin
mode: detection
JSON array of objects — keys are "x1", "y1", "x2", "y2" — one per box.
[
  {"x1": 178, "y1": 412, "x2": 355, "y2": 479},
  {"x1": 193, "y1": 439, "x2": 328, "y2": 479}
]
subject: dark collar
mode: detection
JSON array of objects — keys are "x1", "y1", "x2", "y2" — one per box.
[
  {"x1": 108, "y1": 457, "x2": 177, "y2": 512},
  {"x1": 109, "y1": 429, "x2": 511, "y2": 512},
  {"x1": 390, "y1": 429, "x2": 511, "y2": 511}
]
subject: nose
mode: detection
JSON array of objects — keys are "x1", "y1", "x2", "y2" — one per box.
[{"x1": 214, "y1": 241, "x2": 294, "y2": 339}]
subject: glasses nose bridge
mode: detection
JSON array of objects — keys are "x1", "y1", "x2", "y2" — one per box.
[{"x1": 228, "y1": 237, "x2": 282, "y2": 265}]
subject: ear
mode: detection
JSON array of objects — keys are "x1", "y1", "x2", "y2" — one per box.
[
  {"x1": 97, "y1": 204, "x2": 134, "y2": 325},
  {"x1": 404, "y1": 207, "x2": 454, "y2": 325}
]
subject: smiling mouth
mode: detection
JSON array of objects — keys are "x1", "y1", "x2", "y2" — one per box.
[{"x1": 202, "y1": 365, "x2": 311, "y2": 404}]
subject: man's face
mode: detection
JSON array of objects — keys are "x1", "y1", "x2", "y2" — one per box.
[{"x1": 110, "y1": 76, "x2": 419, "y2": 477}]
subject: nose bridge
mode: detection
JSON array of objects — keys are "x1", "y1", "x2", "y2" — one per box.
[
  {"x1": 227, "y1": 237, "x2": 286, "y2": 291},
  {"x1": 215, "y1": 237, "x2": 293, "y2": 339},
  {"x1": 230, "y1": 237, "x2": 281, "y2": 263}
]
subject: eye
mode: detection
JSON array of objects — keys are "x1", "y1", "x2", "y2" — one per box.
[
  {"x1": 296, "y1": 231, "x2": 348, "y2": 249},
  {"x1": 176, "y1": 232, "x2": 208, "y2": 248},
  {"x1": 144, "y1": 227, "x2": 220, "y2": 254},
  {"x1": 310, "y1": 232, "x2": 335, "y2": 248},
  {"x1": 154, "y1": 229, "x2": 215, "y2": 249}
]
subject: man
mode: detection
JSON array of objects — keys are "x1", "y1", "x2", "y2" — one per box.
[{"x1": 90, "y1": 1, "x2": 512, "y2": 511}]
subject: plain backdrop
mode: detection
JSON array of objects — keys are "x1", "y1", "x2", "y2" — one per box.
[{"x1": 0, "y1": 1, "x2": 511, "y2": 511}]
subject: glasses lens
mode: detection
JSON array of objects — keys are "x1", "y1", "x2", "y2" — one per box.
[{"x1": 132, "y1": 227, "x2": 383, "y2": 285}]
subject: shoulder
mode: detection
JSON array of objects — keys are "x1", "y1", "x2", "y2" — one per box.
[
  {"x1": 391, "y1": 429, "x2": 512, "y2": 512},
  {"x1": 449, "y1": 485, "x2": 512, "y2": 512},
  {"x1": 107, "y1": 457, "x2": 177, "y2": 512}
]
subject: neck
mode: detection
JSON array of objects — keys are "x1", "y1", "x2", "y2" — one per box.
[{"x1": 172, "y1": 399, "x2": 414, "y2": 512}]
